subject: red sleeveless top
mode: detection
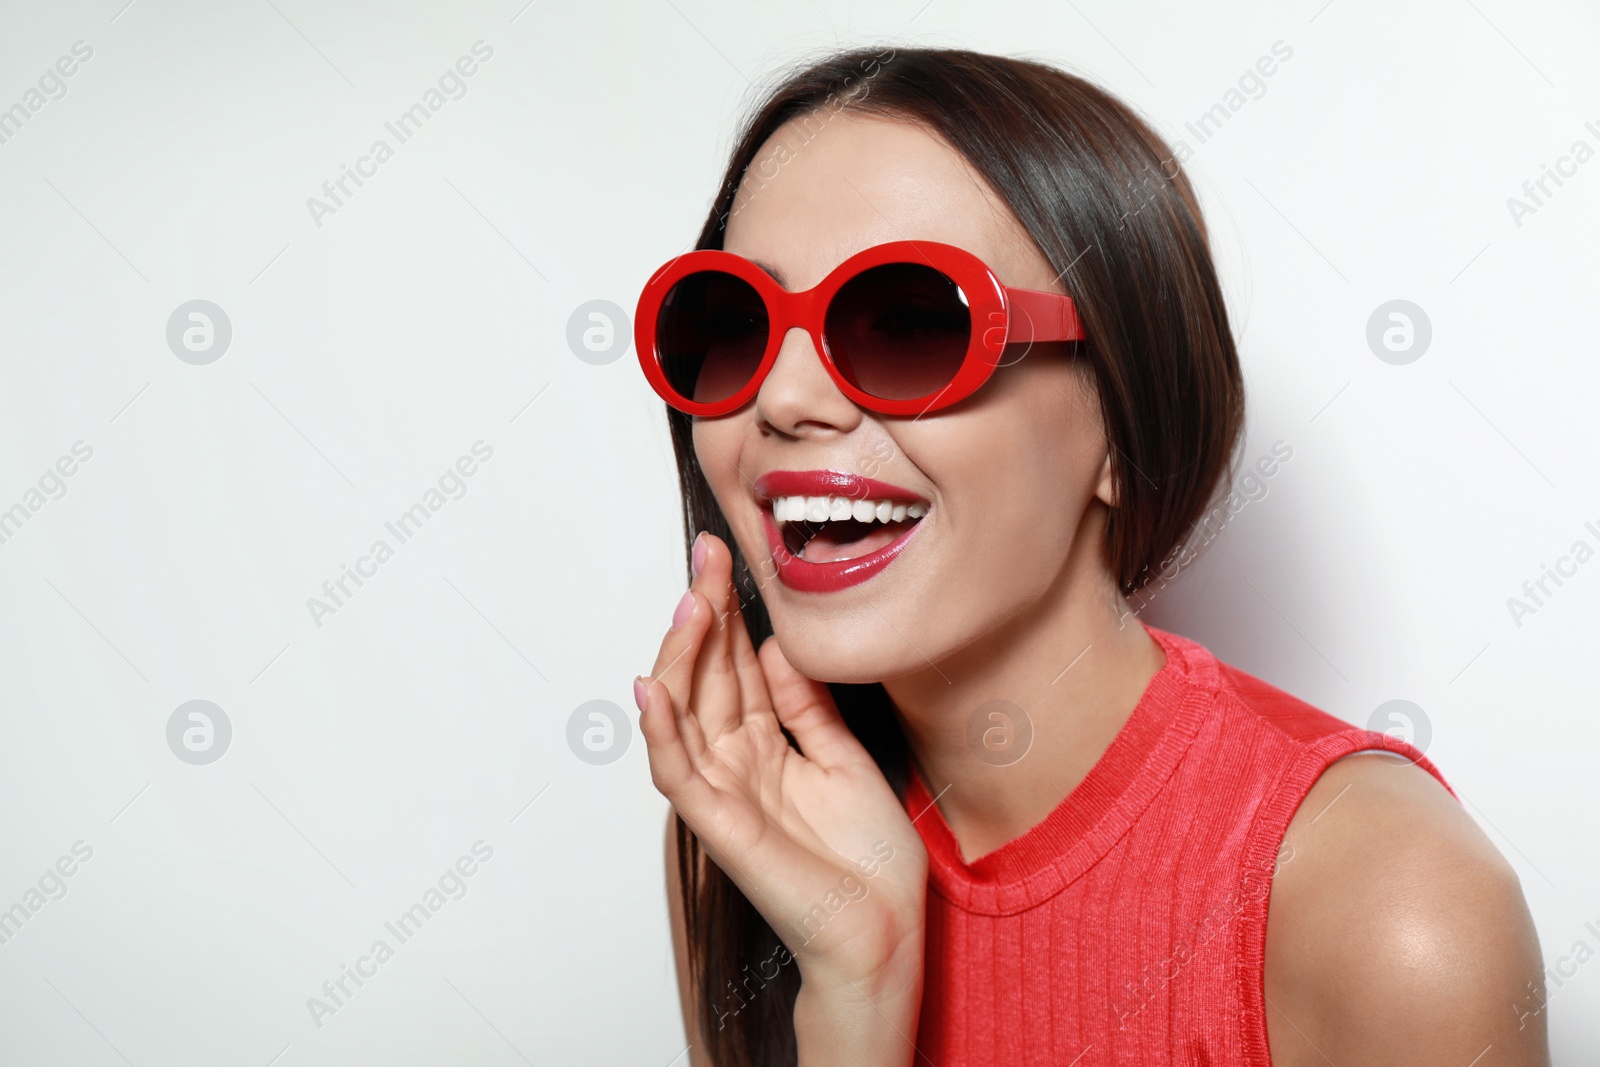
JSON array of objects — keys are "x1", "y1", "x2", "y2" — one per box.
[{"x1": 900, "y1": 621, "x2": 1452, "y2": 1065}]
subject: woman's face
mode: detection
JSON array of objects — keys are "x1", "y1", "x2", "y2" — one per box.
[{"x1": 695, "y1": 111, "x2": 1116, "y2": 684}]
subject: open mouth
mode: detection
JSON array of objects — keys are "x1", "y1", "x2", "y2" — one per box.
[
  {"x1": 769, "y1": 494, "x2": 928, "y2": 563},
  {"x1": 751, "y1": 470, "x2": 930, "y2": 593}
]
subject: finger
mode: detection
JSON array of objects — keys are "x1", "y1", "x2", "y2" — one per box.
[
  {"x1": 725, "y1": 597, "x2": 770, "y2": 725},
  {"x1": 647, "y1": 585, "x2": 713, "y2": 759},
  {"x1": 758, "y1": 635, "x2": 868, "y2": 769},
  {"x1": 699, "y1": 533, "x2": 771, "y2": 724},
  {"x1": 637, "y1": 674, "x2": 715, "y2": 815},
  {"x1": 687, "y1": 532, "x2": 745, "y2": 744},
  {"x1": 640, "y1": 673, "x2": 794, "y2": 916}
]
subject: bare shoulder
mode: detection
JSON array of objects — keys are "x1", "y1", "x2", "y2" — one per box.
[
  {"x1": 665, "y1": 808, "x2": 713, "y2": 1067},
  {"x1": 1263, "y1": 751, "x2": 1550, "y2": 1066}
]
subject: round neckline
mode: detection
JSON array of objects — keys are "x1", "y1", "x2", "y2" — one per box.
[{"x1": 902, "y1": 621, "x2": 1220, "y2": 915}]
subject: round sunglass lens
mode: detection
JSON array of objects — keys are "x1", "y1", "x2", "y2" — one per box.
[
  {"x1": 656, "y1": 270, "x2": 769, "y2": 406},
  {"x1": 825, "y1": 262, "x2": 970, "y2": 401}
]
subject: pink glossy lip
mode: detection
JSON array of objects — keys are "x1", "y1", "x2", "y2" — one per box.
[{"x1": 752, "y1": 469, "x2": 928, "y2": 593}]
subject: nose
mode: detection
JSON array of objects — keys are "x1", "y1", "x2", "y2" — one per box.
[{"x1": 754, "y1": 325, "x2": 863, "y2": 438}]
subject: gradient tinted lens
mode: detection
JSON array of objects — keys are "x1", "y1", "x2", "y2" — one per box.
[
  {"x1": 655, "y1": 270, "x2": 769, "y2": 406},
  {"x1": 824, "y1": 262, "x2": 971, "y2": 401}
]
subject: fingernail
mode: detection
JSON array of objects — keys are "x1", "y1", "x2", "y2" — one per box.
[
  {"x1": 671, "y1": 590, "x2": 694, "y2": 631},
  {"x1": 691, "y1": 531, "x2": 707, "y2": 576},
  {"x1": 633, "y1": 676, "x2": 648, "y2": 712}
]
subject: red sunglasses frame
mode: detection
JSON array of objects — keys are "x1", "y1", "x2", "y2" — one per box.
[{"x1": 634, "y1": 239, "x2": 1086, "y2": 417}]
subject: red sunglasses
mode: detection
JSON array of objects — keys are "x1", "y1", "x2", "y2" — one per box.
[{"x1": 634, "y1": 240, "x2": 1086, "y2": 417}]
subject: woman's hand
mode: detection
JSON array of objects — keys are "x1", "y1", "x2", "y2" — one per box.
[{"x1": 636, "y1": 532, "x2": 927, "y2": 1053}]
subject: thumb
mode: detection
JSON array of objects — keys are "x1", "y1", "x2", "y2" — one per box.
[{"x1": 759, "y1": 635, "x2": 868, "y2": 769}]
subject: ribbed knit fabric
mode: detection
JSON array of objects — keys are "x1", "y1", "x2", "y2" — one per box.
[{"x1": 900, "y1": 621, "x2": 1453, "y2": 1065}]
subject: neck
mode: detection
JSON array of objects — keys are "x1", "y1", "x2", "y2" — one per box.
[{"x1": 883, "y1": 504, "x2": 1167, "y2": 864}]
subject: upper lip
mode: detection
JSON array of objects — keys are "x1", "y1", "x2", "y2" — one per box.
[{"x1": 752, "y1": 469, "x2": 928, "y2": 506}]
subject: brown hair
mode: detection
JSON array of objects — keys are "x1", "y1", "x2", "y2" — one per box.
[{"x1": 662, "y1": 44, "x2": 1246, "y2": 1065}]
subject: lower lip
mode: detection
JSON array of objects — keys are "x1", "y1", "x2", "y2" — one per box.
[{"x1": 758, "y1": 507, "x2": 925, "y2": 593}]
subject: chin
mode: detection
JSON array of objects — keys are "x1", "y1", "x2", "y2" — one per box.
[{"x1": 766, "y1": 612, "x2": 929, "y2": 685}]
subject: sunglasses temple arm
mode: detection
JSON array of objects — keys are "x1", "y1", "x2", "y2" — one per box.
[{"x1": 1003, "y1": 286, "x2": 1086, "y2": 343}]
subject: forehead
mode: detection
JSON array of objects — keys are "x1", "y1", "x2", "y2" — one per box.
[{"x1": 722, "y1": 111, "x2": 1031, "y2": 290}]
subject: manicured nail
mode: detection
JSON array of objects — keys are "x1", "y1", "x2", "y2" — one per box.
[
  {"x1": 633, "y1": 676, "x2": 648, "y2": 712},
  {"x1": 671, "y1": 590, "x2": 695, "y2": 631},
  {"x1": 691, "y1": 531, "x2": 708, "y2": 577}
]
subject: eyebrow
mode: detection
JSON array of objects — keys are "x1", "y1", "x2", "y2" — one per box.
[{"x1": 748, "y1": 258, "x2": 787, "y2": 287}]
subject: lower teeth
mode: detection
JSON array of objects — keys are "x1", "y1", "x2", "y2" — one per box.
[{"x1": 785, "y1": 517, "x2": 917, "y2": 561}]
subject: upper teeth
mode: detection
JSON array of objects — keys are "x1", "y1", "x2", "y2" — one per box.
[{"x1": 769, "y1": 495, "x2": 927, "y2": 524}]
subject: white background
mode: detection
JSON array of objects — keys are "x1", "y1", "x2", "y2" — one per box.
[{"x1": 0, "y1": 0, "x2": 1596, "y2": 1062}]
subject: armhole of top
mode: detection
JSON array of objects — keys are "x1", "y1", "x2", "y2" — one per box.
[{"x1": 1231, "y1": 728, "x2": 1454, "y2": 1066}]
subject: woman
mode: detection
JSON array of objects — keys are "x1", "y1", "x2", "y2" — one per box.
[{"x1": 630, "y1": 45, "x2": 1548, "y2": 1065}]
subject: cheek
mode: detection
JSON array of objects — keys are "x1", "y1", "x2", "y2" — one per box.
[
  {"x1": 691, "y1": 421, "x2": 766, "y2": 558},
  {"x1": 691, "y1": 422, "x2": 742, "y2": 497},
  {"x1": 913, "y1": 390, "x2": 1099, "y2": 577},
  {"x1": 1008, "y1": 366, "x2": 1106, "y2": 507},
  {"x1": 963, "y1": 456, "x2": 1076, "y2": 576}
]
